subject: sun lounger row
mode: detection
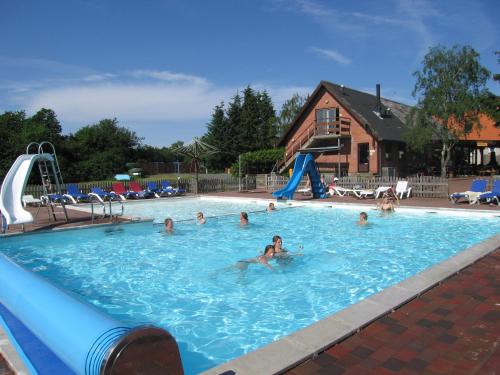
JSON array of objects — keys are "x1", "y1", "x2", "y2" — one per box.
[
  {"x1": 329, "y1": 180, "x2": 412, "y2": 199},
  {"x1": 35, "y1": 180, "x2": 186, "y2": 204},
  {"x1": 450, "y1": 179, "x2": 500, "y2": 205}
]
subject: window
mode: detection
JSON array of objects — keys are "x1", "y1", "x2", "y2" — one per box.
[{"x1": 316, "y1": 108, "x2": 338, "y2": 124}]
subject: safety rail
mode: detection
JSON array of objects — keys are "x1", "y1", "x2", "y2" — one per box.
[
  {"x1": 282, "y1": 118, "x2": 351, "y2": 168},
  {"x1": 89, "y1": 196, "x2": 124, "y2": 224}
]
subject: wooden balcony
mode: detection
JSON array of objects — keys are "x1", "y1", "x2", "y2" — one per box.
[{"x1": 279, "y1": 117, "x2": 351, "y2": 172}]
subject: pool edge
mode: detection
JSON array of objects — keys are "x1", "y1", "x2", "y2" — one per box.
[{"x1": 201, "y1": 233, "x2": 500, "y2": 375}]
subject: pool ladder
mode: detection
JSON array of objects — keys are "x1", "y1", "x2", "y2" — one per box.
[{"x1": 89, "y1": 196, "x2": 124, "y2": 224}]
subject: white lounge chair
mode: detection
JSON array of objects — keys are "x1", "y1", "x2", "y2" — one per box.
[
  {"x1": 395, "y1": 181, "x2": 412, "y2": 199},
  {"x1": 375, "y1": 186, "x2": 391, "y2": 199},
  {"x1": 352, "y1": 189, "x2": 375, "y2": 199},
  {"x1": 22, "y1": 195, "x2": 42, "y2": 207},
  {"x1": 333, "y1": 186, "x2": 354, "y2": 197}
]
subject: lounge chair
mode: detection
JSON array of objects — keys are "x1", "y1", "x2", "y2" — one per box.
[
  {"x1": 129, "y1": 182, "x2": 156, "y2": 199},
  {"x1": 63, "y1": 183, "x2": 90, "y2": 203},
  {"x1": 22, "y1": 195, "x2": 43, "y2": 207},
  {"x1": 146, "y1": 182, "x2": 163, "y2": 198},
  {"x1": 89, "y1": 187, "x2": 120, "y2": 203},
  {"x1": 478, "y1": 180, "x2": 500, "y2": 205},
  {"x1": 450, "y1": 179, "x2": 488, "y2": 204},
  {"x1": 395, "y1": 181, "x2": 412, "y2": 199},
  {"x1": 352, "y1": 188, "x2": 375, "y2": 199},
  {"x1": 161, "y1": 180, "x2": 186, "y2": 196},
  {"x1": 112, "y1": 182, "x2": 139, "y2": 200}
]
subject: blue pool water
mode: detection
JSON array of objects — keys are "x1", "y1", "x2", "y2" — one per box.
[{"x1": 1, "y1": 199, "x2": 499, "y2": 374}]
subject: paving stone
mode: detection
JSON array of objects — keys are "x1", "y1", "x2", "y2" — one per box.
[
  {"x1": 382, "y1": 357, "x2": 406, "y2": 372},
  {"x1": 350, "y1": 345, "x2": 373, "y2": 359}
]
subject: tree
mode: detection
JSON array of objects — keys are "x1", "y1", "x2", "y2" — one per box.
[
  {"x1": 0, "y1": 111, "x2": 25, "y2": 178},
  {"x1": 407, "y1": 45, "x2": 490, "y2": 177},
  {"x1": 275, "y1": 93, "x2": 307, "y2": 139},
  {"x1": 66, "y1": 118, "x2": 142, "y2": 181}
]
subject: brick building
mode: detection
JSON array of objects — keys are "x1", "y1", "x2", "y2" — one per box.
[{"x1": 279, "y1": 81, "x2": 412, "y2": 177}]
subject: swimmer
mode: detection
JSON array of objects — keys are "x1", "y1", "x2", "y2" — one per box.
[
  {"x1": 240, "y1": 211, "x2": 249, "y2": 226},
  {"x1": 164, "y1": 217, "x2": 174, "y2": 233},
  {"x1": 235, "y1": 245, "x2": 275, "y2": 271},
  {"x1": 272, "y1": 235, "x2": 303, "y2": 259},
  {"x1": 377, "y1": 197, "x2": 395, "y2": 212},
  {"x1": 197, "y1": 212, "x2": 206, "y2": 224},
  {"x1": 267, "y1": 202, "x2": 276, "y2": 211},
  {"x1": 357, "y1": 212, "x2": 368, "y2": 226}
]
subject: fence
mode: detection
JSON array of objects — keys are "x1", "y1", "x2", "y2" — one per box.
[
  {"x1": 23, "y1": 175, "x2": 257, "y2": 197},
  {"x1": 265, "y1": 174, "x2": 449, "y2": 198}
]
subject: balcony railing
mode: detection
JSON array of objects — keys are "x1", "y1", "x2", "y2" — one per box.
[{"x1": 281, "y1": 117, "x2": 351, "y2": 168}]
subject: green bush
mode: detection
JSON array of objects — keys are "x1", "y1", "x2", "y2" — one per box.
[{"x1": 230, "y1": 148, "x2": 284, "y2": 176}]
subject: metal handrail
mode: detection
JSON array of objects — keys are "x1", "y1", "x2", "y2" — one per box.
[{"x1": 26, "y1": 142, "x2": 40, "y2": 155}]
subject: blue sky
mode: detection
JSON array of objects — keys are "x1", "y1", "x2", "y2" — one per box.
[{"x1": 1, "y1": 0, "x2": 498, "y2": 146}]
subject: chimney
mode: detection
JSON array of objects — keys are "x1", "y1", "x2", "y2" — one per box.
[{"x1": 376, "y1": 83, "x2": 381, "y2": 113}]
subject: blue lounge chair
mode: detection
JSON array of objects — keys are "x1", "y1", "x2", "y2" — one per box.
[
  {"x1": 44, "y1": 194, "x2": 69, "y2": 204},
  {"x1": 450, "y1": 179, "x2": 488, "y2": 204},
  {"x1": 64, "y1": 183, "x2": 90, "y2": 203},
  {"x1": 161, "y1": 180, "x2": 185, "y2": 196},
  {"x1": 89, "y1": 187, "x2": 119, "y2": 203},
  {"x1": 146, "y1": 181, "x2": 164, "y2": 197},
  {"x1": 479, "y1": 180, "x2": 500, "y2": 205}
]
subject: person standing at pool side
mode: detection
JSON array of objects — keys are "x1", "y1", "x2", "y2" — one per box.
[
  {"x1": 164, "y1": 217, "x2": 174, "y2": 232},
  {"x1": 240, "y1": 212, "x2": 249, "y2": 226},
  {"x1": 357, "y1": 212, "x2": 368, "y2": 225},
  {"x1": 197, "y1": 212, "x2": 206, "y2": 224}
]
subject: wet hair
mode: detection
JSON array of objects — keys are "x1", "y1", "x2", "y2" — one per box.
[
  {"x1": 197, "y1": 212, "x2": 204, "y2": 218},
  {"x1": 264, "y1": 245, "x2": 275, "y2": 255},
  {"x1": 241, "y1": 212, "x2": 248, "y2": 220},
  {"x1": 164, "y1": 217, "x2": 173, "y2": 226},
  {"x1": 360, "y1": 212, "x2": 368, "y2": 220},
  {"x1": 272, "y1": 235, "x2": 282, "y2": 243}
]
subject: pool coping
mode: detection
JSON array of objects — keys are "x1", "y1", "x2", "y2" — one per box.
[{"x1": 198, "y1": 197, "x2": 500, "y2": 375}]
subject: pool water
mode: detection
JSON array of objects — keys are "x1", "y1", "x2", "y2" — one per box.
[{"x1": 1, "y1": 199, "x2": 498, "y2": 374}]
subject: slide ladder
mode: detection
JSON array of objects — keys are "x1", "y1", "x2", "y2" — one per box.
[{"x1": 272, "y1": 153, "x2": 326, "y2": 200}]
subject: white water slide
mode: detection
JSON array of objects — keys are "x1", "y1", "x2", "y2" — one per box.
[{"x1": 0, "y1": 153, "x2": 53, "y2": 225}]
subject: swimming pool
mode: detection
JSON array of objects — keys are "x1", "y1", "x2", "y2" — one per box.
[{"x1": 1, "y1": 198, "x2": 499, "y2": 374}]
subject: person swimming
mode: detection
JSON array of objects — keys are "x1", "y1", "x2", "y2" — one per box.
[
  {"x1": 357, "y1": 212, "x2": 368, "y2": 225},
  {"x1": 272, "y1": 235, "x2": 303, "y2": 264},
  {"x1": 164, "y1": 217, "x2": 174, "y2": 233},
  {"x1": 235, "y1": 245, "x2": 275, "y2": 271},
  {"x1": 267, "y1": 202, "x2": 276, "y2": 211},
  {"x1": 377, "y1": 197, "x2": 395, "y2": 212},
  {"x1": 240, "y1": 211, "x2": 249, "y2": 226},
  {"x1": 197, "y1": 211, "x2": 206, "y2": 224}
]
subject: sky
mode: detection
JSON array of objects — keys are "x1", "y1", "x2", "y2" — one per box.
[{"x1": 0, "y1": 0, "x2": 498, "y2": 147}]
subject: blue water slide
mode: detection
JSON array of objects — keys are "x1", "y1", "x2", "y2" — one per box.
[
  {"x1": 0, "y1": 253, "x2": 183, "y2": 375},
  {"x1": 272, "y1": 153, "x2": 326, "y2": 200}
]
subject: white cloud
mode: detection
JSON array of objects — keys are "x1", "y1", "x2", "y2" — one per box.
[
  {"x1": 309, "y1": 47, "x2": 351, "y2": 65},
  {"x1": 27, "y1": 82, "x2": 233, "y2": 128},
  {"x1": 130, "y1": 70, "x2": 208, "y2": 86}
]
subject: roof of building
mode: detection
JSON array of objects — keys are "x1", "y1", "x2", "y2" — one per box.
[{"x1": 280, "y1": 80, "x2": 413, "y2": 144}]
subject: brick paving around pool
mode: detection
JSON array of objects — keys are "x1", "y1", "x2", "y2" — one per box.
[{"x1": 285, "y1": 249, "x2": 500, "y2": 375}]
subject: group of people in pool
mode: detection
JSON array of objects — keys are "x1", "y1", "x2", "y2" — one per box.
[
  {"x1": 235, "y1": 235, "x2": 302, "y2": 271},
  {"x1": 163, "y1": 202, "x2": 278, "y2": 233}
]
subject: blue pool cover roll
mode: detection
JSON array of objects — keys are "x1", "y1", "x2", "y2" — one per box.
[{"x1": 0, "y1": 253, "x2": 129, "y2": 374}]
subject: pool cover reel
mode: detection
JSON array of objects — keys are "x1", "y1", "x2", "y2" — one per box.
[{"x1": 0, "y1": 253, "x2": 183, "y2": 375}]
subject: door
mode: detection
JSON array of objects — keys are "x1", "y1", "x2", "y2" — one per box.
[{"x1": 358, "y1": 143, "x2": 369, "y2": 172}]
